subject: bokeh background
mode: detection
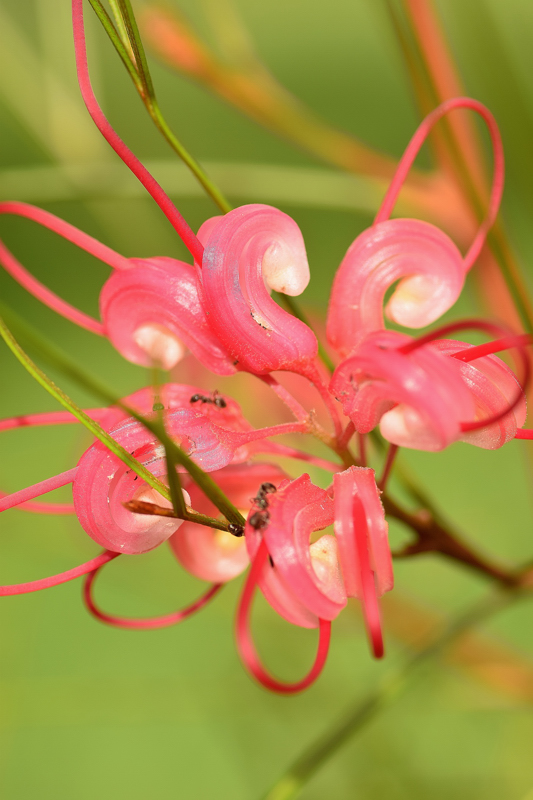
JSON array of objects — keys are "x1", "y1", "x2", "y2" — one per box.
[{"x1": 1, "y1": 1, "x2": 533, "y2": 797}]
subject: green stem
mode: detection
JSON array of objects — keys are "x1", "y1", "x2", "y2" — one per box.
[
  {"x1": 88, "y1": 0, "x2": 232, "y2": 213},
  {"x1": 0, "y1": 305, "x2": 244, "y2": 528},
  {"x1": 263, "y1": 586, "x2": 530, "y2": 800},
  {"x1": 108, "y1": 0, "x2": 135, "y2": 57},
  {"x1": 274, "y1": 292, "x2": 335, "y2": 373}
]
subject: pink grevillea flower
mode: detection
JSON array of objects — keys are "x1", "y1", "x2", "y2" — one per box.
[
  {"x1": 170, "y1": 462, "x2": 288, "y2": 583},
  {"x1": 0, "y1": 383, "x2": 254, "y2": 514},
  {"x1": 425, "y1": 339, "x2": 527, "y2": 449},
  {"x1": 334, "y1": 467, "x2": 393, "y2": 658},
  {"x1": 99, "y1": 257, "x2": 236, "y2": 373},
  {"x1": 331, "y1": 323, "x2": 528, "y2": 452},
  {"x1": 196, "y1": 205, "x2": 316, "y2": 376},
  {"x1": 0, "y1": 201, "x2": 315, "y2": 374},
  {"x1": 0, "y1": 201, "x2": 232, "y2": 372},
  {"x1": 327, "y1": 98, "x2": 504, "y2": 356},
  {"x1": 0, "y1": 2, "x2": 318, "y2": 378},
  {"x1": 73, "y1": 415, "x2": 189, "y2": 553},
  {"x1": 244, "y1": 475, "x2": 346, "y2": 628},
  {"x1": 330, "y1": 329, "x2": 475, "y2": 451},
  {"x1": 238, "y1": 475, "x2": 343, "y2": 693},
  {"x1": 236, "y1": 468, "x2": 393, "y2": 691},
  {"x1": 1, "y1": 386, "x2": 306, "y2": 553}
]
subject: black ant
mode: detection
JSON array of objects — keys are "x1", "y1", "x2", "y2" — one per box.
[
  {"x1": 251, "y1": 482, "x2": 277, "y2": 508},
  {"x1": 189, "y1": 391, "x2": 227, "y2": 409},
  {"x1": 249, "y1": 510, "x2": 270, "y2": 530},
  {"x1": 248, "y1": 482, "x2": 277, "y2": 530}
]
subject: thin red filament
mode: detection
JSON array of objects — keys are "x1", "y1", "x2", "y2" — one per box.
[
  {"x1": 71, "y1": 0, "x2": 204, "y2": 264},
  {"x1": 84, "y1": 558, "x2": 222, "y2": 629},
  {"x1": 0, "y1": 551, "x2": 120, "y2": 596}
]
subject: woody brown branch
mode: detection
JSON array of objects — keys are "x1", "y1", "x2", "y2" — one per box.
[{"x1": 383, "y1": 493, "x2": 520, "y2": 587}]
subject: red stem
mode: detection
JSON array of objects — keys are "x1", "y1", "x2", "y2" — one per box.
[{"x1": 378, "y1": 444, "x2": 399, "y2": 492}]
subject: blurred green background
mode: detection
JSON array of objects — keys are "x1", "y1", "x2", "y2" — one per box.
[{"x1": 1, "y1": 0, "x2": 533, "y2": 798}]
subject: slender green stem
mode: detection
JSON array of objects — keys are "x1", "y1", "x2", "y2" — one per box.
[
  {"x1": 151, "y1": 365, "x2": 187, "y2": 519},
  {"x1": 108, "y1": 0, "x2": 135, "y2": 57},
  {"x1": 88, "y1": 0, "x2": 142, "y2": 90},
  {"x1": 0, "y1": 305, "x2": 245, "y2": 527},
  {"x1": 263, "y1": 585, "x2": 531, "y2": 800},
  {"x1": 274, "y1": 292, "x2": 335, "y2": 373},
  {"x1": 88, "y1": 0, "x2": 232, "y2": 213},
  {"x1": 116, "y1": 0, "x2": 155, "y2": 99}
]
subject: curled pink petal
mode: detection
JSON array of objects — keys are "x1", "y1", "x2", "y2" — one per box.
[
  {"x1": 334, "y1": 467, "x2": 393, "y2": 596},
  {"x1": 327, "y1": 219, "x2": 465, "y2": 354},
  {"x1": 73, "y1": 417, "x2": 186, "y2": 554},
  {"x1": 100, "y1": 258, "x2": 235, "y2": 373},
  {"x1": 327, "y1": 98, "x2": 504, "y2": 352},
  {"x1": 245, "y1": 475, "x2": 346, "y2": 627},
  {"x1": 97, "y1": 383, "x2": 299, "y2": 467},
  {"x1": 198, "y1": 205, "x2": 318, "y2": 375},
  {"x1": 433, "y1": 339, "x2": 527, "y2": 448},
  {"x1": 170, "y1": 462, "x2": 287, "y2": 583},
  {"x1": 334, "y1": 467, "x2": 392, "y2": 658},
  {"x1": 84, "y1": 556, "x2": 222, "y2": 629},
  {"x1": 330, "y1": 330, "x2": 475, "y2": 451},
  {"x1": 236, "y1": 539, "x2": 332, "y2": 694}
]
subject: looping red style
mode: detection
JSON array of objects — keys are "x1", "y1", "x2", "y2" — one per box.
[
  {"x1": 235, "y1": 540, "x2": 331, "y2": 694},
  {"x1": 83, "y1": 553, "x2": 223, "y2": 630},
  {"x1": 0, "y1": 551, "x2": 120, "y2": 596}
]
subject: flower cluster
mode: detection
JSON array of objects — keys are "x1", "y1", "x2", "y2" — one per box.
[{"x1": 0, "y1": 1, "x2": 530, "y2": 695}]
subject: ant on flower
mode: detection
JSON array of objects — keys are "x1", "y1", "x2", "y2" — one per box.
[{"x1": 189, "y1": 392, "x2": 227, "y2": 409}]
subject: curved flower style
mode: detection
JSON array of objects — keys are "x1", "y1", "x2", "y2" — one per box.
[
  {"x1": 327, "y1": 97, "x2": 504, "y2": 355},
  {"x1": 334, "y1": 467, "x2": 393, "y2": 658},
  {"x1": 84, "y1": 560, "x2": 223, "y2": 631}
]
